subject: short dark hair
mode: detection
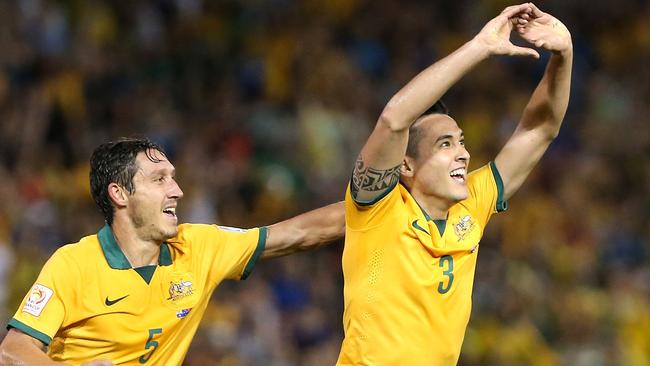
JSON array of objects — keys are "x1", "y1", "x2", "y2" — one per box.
[
  {"x1": 406, "y1": 100, "x2": 449, "y2": 159},
  {"x1": 90, "y1": 137, "x2": 167, "y2": 225}
]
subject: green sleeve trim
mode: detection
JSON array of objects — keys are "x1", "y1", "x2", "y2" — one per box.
[
  {"x1": 489, "y1": 161, "x2": 508, "y2": 212},
  {"x1": 7, "y1": 318, "x2": 52, "y2": 346},
  {"x1": 351, "y1": 178, "x2": 399, "y2": 207},
  {"x1": 241, "y1": 227, "x2": 267, "y2": 280}
]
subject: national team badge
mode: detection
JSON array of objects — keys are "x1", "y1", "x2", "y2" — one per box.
[
  {"x1": 168, "y1": 279, "x2": 194, "y2": 301},
  {"x1": 453, "y1": 215, "x2": 476, "y2": 241},
  {"x1": 23, "y1": 284, "x2": 54, "y2": 316},
  {"x1": 161, "y1": 271, "x2": 199, "y2": 310}
]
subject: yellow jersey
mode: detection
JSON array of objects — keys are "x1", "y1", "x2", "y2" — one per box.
[
  {"x1": 337, "y1": 162, "x2": 507, "y2": 366},
  {"x1": 8, "y1": 223, "x2": 266, "y2": 365}
]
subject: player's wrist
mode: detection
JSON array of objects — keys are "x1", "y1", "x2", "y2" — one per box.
[
  {"x1": 552, "y1": 40, "x2": 573, "y2": 57},
  {"x1": 467, "y1": 37, "x2": 492, "y2": 60}
]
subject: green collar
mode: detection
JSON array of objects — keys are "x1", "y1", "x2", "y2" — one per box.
[
  {"x1": 98, "y1": 225, "x2": 173, "y2": 269},
  {"x1": 415, "y1": 201, "x2": 447, "y2": 237}
]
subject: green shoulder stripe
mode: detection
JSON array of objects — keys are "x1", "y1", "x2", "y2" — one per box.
[
  {"x1": 350, "y1": 177, "x2": 399, "y2": 207},
  {"x1": 7, "y1": 318, "x2": 52, "y2": 345},
  {"x1": 489, "y1": 161, "x2": 508, "y2": 212},
  {"x1": 241, "y1": 227, "x2": 267, "y2": 280}
]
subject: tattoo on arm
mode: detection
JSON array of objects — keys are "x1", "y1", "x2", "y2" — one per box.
[{"x1": 351, "y1": 155, "x2": 401, "y2": 199}]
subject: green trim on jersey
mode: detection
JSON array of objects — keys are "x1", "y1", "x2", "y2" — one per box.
[
  {"x1": 415, "y1": 200, "x2": 447, "y2": 236},
  {"x1": 98, "y1": 225, "x2": 173, "y2": 269},
  {"x1": 134, "y1": 265, "x2": 157, "y2": 284},
  {"x1": 419, "y1": 204, "x2": 432, "y2": 221},
  {"x1": 241, "y1": 226, "x2": 267, "y2": 280},
  {"x1": 159, "y1": 242, "x2": 172, "y2": 266},
  {"x1": 433, "y1": 219, "x2": 446, "y2": 236},
  {"x1": 351, "y1": 177, "x2": 400, "y2": 207},
  {"x1": 489, "y1": 161, "x2": 508, "y2": 212},
  {"x1": 98, "y1": 225, "x2": 131, "y2": 269},
  {"x1": 7, "y1": 318, "x2": 52, "y2": 345}
]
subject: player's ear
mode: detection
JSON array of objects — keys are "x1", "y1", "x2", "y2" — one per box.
[
  {"x1": 400, "y1": 157, "x2": 415, "y2": 178},
  {"x1": 107, "y1": 183, "x2": 128, "y2": 208}
]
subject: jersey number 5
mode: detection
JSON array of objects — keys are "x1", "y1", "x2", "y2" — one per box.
[
  {"x1": 139, "y1": 328, "x2": 163, "y2": 364},
  {"x1": 437, "y1": 255, "x2": 454, "y2": 294}
]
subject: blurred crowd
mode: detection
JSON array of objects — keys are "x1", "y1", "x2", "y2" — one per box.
[{"x1": 0, "y1": 0, "x2": 648, "y2": 365}]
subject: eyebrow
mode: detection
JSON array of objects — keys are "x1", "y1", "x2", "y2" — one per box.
[
  {"x1": 435, "y1": 131, "x2": 464, "y2": 143},
  {"x1": 148, "y1": 167, "x2": 176, "y2": 177}
]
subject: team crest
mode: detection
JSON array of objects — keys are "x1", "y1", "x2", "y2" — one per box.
[
  {"x1": 167, "y1": 279, "x2": 194, "y2": 301},
  {"x1": 161, "y1": 271, "x2": 199, "y2": 310},
  {"x1": 453, "y1": 215, "x2": 476, "y2": 241}
]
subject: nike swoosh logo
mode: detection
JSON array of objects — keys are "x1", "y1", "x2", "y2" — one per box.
[
  {"x1": 412, "y1": 220, "x2": 430, "y2": 236},
  {"x1": 105, "y1": 295, "x2": 129, "y2": 306}
]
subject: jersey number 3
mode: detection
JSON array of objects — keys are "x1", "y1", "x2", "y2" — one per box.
[
  {"x1": 139, "y1": 328, "x2": 163, "y2": 364},
  {"x1": 437, "y1": 255, "x2": 454, "y2": 294}
]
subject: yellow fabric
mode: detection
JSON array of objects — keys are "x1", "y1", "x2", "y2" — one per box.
[
  {"x1": 10, "y1": 224, "x2": 263, "y2": 365},
  {"x1": 337, "y1": 163, "x2": 502, "y2": 366}
]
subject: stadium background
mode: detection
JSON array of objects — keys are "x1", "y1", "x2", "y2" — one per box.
[{"x1": 0, "y1": 0, "x2": 647, "y2": 365}]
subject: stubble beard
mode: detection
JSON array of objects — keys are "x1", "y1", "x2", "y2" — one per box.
[{"x1": 131, "y1": 208, "x2": 177, "y2": 242}]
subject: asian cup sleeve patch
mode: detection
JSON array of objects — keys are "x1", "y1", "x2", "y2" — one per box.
[{"x1": 22, "y1": 284, "x2": 54, "y2": 317}]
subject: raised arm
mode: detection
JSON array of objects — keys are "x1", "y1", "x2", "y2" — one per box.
[
  {"x1": 495, "y1": 4, "x2": 573, "y2": 200},
  {"x1": 261, "y1": 201, "x2": 345, "y2": 259},
  {"x1": 351, "y1": 4, "x2": 540, "y2": 203}
]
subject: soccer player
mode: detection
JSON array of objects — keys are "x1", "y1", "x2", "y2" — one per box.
[
  {"x1": 0, "y1": 138, "x2": 344, "y2": 365},
  {"x1": 337, "y1": 3, "x2": 572, "y2": 365}
]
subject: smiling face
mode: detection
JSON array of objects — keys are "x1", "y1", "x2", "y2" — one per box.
[
  {"x1": 405, "y1": 114, "x2": 470, "y2": 206},
  {"x1": 126, "y1": 149, "x2": 184, "y2": 242}
]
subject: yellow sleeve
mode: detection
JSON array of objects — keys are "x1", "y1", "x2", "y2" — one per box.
[
  {"x1": 345, "y1": 182, "x2": 403, "y2": 230},
  {"x1": 175, "y1": 224, "x2": 266, "y2": 284},
  {"x1": 465, "y1": 162, "x2": 508, "y2": 228},
  {"x1": 8, "y1": 249, "x2": 78, "y2": 345}
]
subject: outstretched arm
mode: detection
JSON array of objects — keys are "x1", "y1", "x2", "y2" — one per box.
[
  {"x1": 261, "y1": 201, "x2": 345, "y2": 259},
  {"x1": 352, "y1": 4, "x2": 540, "y2": 203},
  {"x1": 495, "y1": 4, "x2": 573, "y2": 200}
]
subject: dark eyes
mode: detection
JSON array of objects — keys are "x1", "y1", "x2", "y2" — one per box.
[{"x1": 440, "y1": 140, "x2": 465, "y2": 148}]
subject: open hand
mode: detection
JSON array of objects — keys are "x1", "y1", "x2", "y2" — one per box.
[
  {"x1": 514, "y1": 3, "x2": 572, "y2": 54},
  {"x1": 474, "y1": 3, "x2": 540, "y2": 58}
]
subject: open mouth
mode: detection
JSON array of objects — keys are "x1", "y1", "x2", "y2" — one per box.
[
  {"x1": 450, "y1": 168, "x2": 466, "y2": 183},
  {"x1": 163, "y1": 207, "x2": 177, "y2": 218}
]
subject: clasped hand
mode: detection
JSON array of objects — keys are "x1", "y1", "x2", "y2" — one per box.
[{"x1": 475, "y1": 2, "x2": 572, "y2": 58}]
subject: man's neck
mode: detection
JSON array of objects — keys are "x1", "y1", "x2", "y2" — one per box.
[
  {"x1": 110, "y1": 221, "x2": 161, "y2": 268},
  {"x1": 411, "y1": 190, "x2": 452, "y2": 220}
]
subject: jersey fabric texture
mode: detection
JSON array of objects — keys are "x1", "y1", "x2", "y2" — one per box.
[
  {"x1": 337, "y1": 162, "x2": 507, "y2": 366},
  {"x1": 8, "y1": 223, "x2": 266, "y2": 365}
]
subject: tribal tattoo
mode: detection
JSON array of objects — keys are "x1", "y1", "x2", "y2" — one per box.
[{"x1": 351, "y1": 155, "x2": 401, "y2": 199}]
